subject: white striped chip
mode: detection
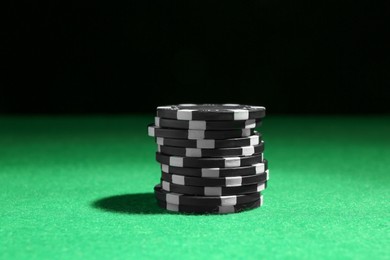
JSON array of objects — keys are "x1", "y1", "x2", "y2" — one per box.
[
  {"x1": 201, "y1": 168, "x2": 220, "y2": 178},
  {"x1": 154, "y1": 117, "x2": 160, "y2": 127},
  {"x1": 162, "y1": 181, "x2": 170, "y2": 191},
  {"x1": 172, "y1": 175, "x2": 185, "y2": 185},
  {"x1": 196, "y1": 139, "x2": 215, "y2": 149},
  {"x1": 233, "y1": 109, "x2": 249, "y2": 120},
  {"x1": 241, "y1": 129, "x2": 251, "y2": 136},
  {"x1": 225, "y1": 176, "x2": 242, "y2": 187},
  {"x1": 161, "y1": 164, "x2": 169, "y2": 172},
  {"x1": 266, "y1": 170, "x2": 270, "y2": 180},
  {"x1": 189, "y1": 120, "x2": 206, "y2": 130},
  {"x1": 255, "y1": 163, "x2": 265, "y2": 173},
  {"x1": 156, "y1": 137, "x2": 164, "y2": 145},
  {"x1": 177, "y1": 109, "x2": 194, "y2": 120},
  {"x1": 242, "y1": 146, "x2": 255, "y2": 156},
  {"x1": 188, "y1": 130, "x2": 205, "y2": 139},
  {"x1": 166, "y1": 203, "x2": 179, "y2": 212},
  {"x1": 204, "y1": 187, "x2": 222, "y2": 196},
  {"x1": 169, "y1": 156, "x2": 183, "y2": 167},
  {"x1": 186, "y1": 148, "x2": 202, "y2": 157},
  {"x1": 218, "y1": 206, "x2": 235, "y2": 214},
  {"x1": 257, "y1": 183, "x2": 266, "y2": 192},
  {"x1": 250, "y1": 135, "x2": 259, "y2": 146},
  {"x1": 245, "y1": 119, "x2": 256, "y2": 128},
  {"x1": 148, "y1": 126, "x2": 155, "y2": 137},
  {"x1": 166, "y1": 193, "x2": 180, "y2": 204},
  {"x1": 259, "y1": 195, "x2": 264, "y2": 206},
  {"x1": 224, "y1": 157, "x2": 241, "y2": 167},
  {"x1": 157, "y1": 145, "x2": 161, "y2": 152},
  {"x1": 220, "y1": 196, "x2": 237, "y2": 206}
]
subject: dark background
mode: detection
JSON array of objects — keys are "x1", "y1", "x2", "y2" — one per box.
[{"x1": 2, "y1": 1, "x2": 389, "y2": 114}]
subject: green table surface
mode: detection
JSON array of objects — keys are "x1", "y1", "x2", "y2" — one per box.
[{"x1": 1, "y1": 116, "x2": 389, "y2": 259}]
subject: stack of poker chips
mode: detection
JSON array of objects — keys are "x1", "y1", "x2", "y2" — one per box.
[{"x1": 147, "y1": 104, "x2": 268, "y2": 214}]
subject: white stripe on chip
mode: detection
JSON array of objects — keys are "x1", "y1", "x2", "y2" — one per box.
[
  {"x1": 245, "y1": 119, "x2": 256, "y2": 128},
  {"x1": 242, "y1": 146, "x2": 255, "y2": 156},
  {"x1": 225, "y1": 176, "x2": 242, "y2": 187},
  {"x1": 166, "y1": 203, "x2": 179, "y2": 211},
  {"x1": 177, "y1": 109, "x2": 194, "y2": 120},
  {"x1": 220, "y1": 196, "x2": 237, "y2": 206},
  {"x1": 218, "y1": 206, "x2": 235, "y2": 214},
  {"x1": 148, "y1": 126, "x2": 155, "y2": 137},
  {"x1": 257, "y1": 183, "x2": 265, "y2": 192},
  {"x1": 155, "y1": 117, "x2": 160, "y2": 127},
  {"x1": 166, "y1": 193, "x2": 180, "y2": 204},
  {"x1": 225, "y1": 157, "x2": 241, "y2": 167},
  {"x1": 233, "y1": 109, "x2": 249, "y2": 120},
  {"x1": 156, "y1": 137, "x2": 164, "y2": 145},
  {"x1": 250, "y1": 135, "x2": 259, "y2": 145},
  {"x1": 242, "y1": 129, "x2": 251, "y2": 136},
  {"x1": 186, "y1": 148, "x2": 202, "y2": 157},
  {"x1": 188, "y1": 130, "x2": 205, "y2": 139},
  {"x1": 161, "y1": 164, "x2": 169, "y2": 173},
  {"x1": 255, "y1": 163, "x2": 265, "y2": 173},
  {"x1": 189, "y1": 121, "x2": 206, "y2": 130},
  {"x1": 169, "y1": 156, "x2": 183, "y2": 167},
  {"x1": 162, "y1": 181, "x2": 170, "y2": 191},
  {"x1": 172, "y1": 175, "x2": 185, "y2": 185}
]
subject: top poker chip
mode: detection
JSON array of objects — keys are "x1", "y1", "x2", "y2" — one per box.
[{"x1": 157, "y1": 104, "x2": 266, "y2": 121}]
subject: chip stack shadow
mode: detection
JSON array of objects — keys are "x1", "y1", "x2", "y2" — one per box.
[{"x1": 147, "y1": 104, "x2": 268, "y2": 214}]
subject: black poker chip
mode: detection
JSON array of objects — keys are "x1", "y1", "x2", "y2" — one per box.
[
  {"x1": 148, "y1": 124, "x2": 254, "y2": 140},
  {"x1": 157, "y1": 104, "x2": 266, "y2": 121},
  {"x1": 160, "y1": 160, "x2": 268, "y2": 177},
  {"x1": 160, "y1": 170, "x2": 269, "y2": 187},
  {"x1": 155, "y1": 132, "x2": 262, "y2": 149},
  {"x1": 160, "y1": 180, "x2": 267, "y2": 196},
  {"x1": 156, "y1": 197, "x2": 262, "y2": 214},
  {"x1": 154, "y1": 117, "x2": 262, "y2": 130},
  {"x1": 158, "y1": 141, "x2": 264, "y2": 157},
  {"x1": 156, "y1": 152, "x2": 264, "y2": 168},
  {"x1": 154, "y1": 184, "x2": 261, "y2": 206}
]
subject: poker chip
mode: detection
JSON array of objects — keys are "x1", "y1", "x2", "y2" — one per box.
[
  {"x1": 157, "y1": 141, "x2": 264, "y2": 157},
  {"x1": 154, "y1": 184, "x2": 261, "y2": 206},
  {"x1": 160, "y1": 160, "x2": 268, "y2": 177},
  {"x1": 161, "y1": 170, "x2": 269, "y2": 187},
  {"x1": 155, "y1": 133, "x2": 261, "y2": 148},
  {"x1": 147, "y1": 104, "x2": 269, "y2": 214},
  {"x1": 156, "y1": 197, "x2": 263, "y2": 214},
  {"x1": 155, "y1": 117, "x2": 262, "y2": 130},
  {"x1": 157, "y1": 104, "x2": 266, "y2": 121},
  {"x1": 160, "y1": 180, "x2": 267, "y2": 196},
  {"x1": 148, "y1": 124, "x2": 254, "y2": 140},
  {"x1": 156, "y1": 152, "x2": 264, "y2": 168}
]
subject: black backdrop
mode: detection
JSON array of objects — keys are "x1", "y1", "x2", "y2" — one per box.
[{"x1": 2, "y1": 1, "x2": 389, "y2": 114}]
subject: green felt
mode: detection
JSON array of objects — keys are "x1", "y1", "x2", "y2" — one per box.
[{"x1": 0, "y1": 116, "x2": 389, "y2": 259}]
